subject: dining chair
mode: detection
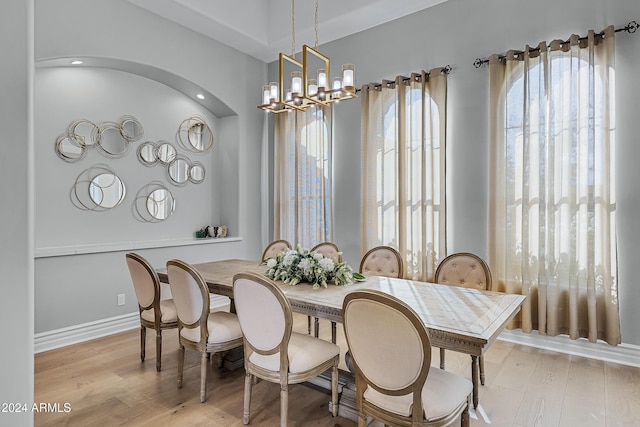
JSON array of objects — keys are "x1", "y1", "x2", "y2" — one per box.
[
  {"x1": 233, "y1": 272, "x2": 340, "y2": 427},
  {"x1": 343, "y1": 289, "x2": 472, "y2": 427},
  {"x1": 166, "y1": 259, "x2": 244, "y2": 403},
  {"x1": 309, "y1": 242, "x2": 343, "y2": 339},
  {"x1": 261, "y1": 239, "x2": 292, "y2": 261},
  {"x1": 125, "y1": 252, "x2": 178, "y2": 372},
  {"x1": 311, "y1": 241, "x2": 343, "y2": 263},
  {"x1": 359, "y1": 245, "x2": 404, "y2": 279},
  {"x1": 434, "y1": 252, "x2": 492, "y2": 385}
]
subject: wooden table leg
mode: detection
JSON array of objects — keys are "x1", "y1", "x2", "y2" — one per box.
[
  {"x1": 331, "y1": 321, "x2": 337, "y2": 344},
  {"x1": 471, "y1": 355, "x2": 479, "y2": 408}
]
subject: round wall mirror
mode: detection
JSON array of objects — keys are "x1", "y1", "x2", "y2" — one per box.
[
  {"x1": 177, "y1": 115, "x2": 213, "y2": 152},
  {"x1": 97, "y1": 123, "x2": 129, "y2": 158},
  {"x1": 67, "y1": 119, "x2": 98, "y2": 147},
  {"x1": 133, "y1": 182, "x2": 175, "y2": 223},
  {"x1": 71, "y1": 165, "x2": 126, "y2": 212},
  {"x1": 189, "y1": 162, "x2": 205, "y2": 184},
  {"x1": 89, "y1": 173, "x2": 126, "y2": 208},
  {"x1": 55, "y1": 134, "x2": 86, "y2": 163},
  {"x1": 119, "y1": 115, "x2": 144, "y2": 142},
  {"x1": 157, "y1": 141, "x2": 177, "y2": 164},
  {"x1": 137, "y1": 141, "x2": 158, "y2": 166},
  {"x1": 146, "y1": 188, "x2": 175, "y2": 220},
  {"x1": 167, "y1": 156, "x2": 190, "y2": 186}
]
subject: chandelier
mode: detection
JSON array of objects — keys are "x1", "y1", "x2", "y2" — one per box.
[{"x1": 258, "y1": 0, "x2": 356, "y2": 113}]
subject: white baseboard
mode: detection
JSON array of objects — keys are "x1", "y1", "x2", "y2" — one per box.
[
  {"x1": 498, "y1": 329, "x2": 640, "y2": 368},
  {"x1": 35, "y1": 296, "x2": 230, "y2": 354}
]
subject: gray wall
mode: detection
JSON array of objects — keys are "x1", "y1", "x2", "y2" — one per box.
[
  {"x1": 33, "y1": 0, "x2": 266, "y2": 333},
  {"x1": 269, "y1": 0, "x2": 640, "y2": 345},
  {"x1": 0, "y1": 0, "x2": 34, "y2": 424}
]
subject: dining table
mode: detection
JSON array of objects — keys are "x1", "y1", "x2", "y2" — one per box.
[{"x1": 157, "y1": 258, "x2": 525, "y2": 415}]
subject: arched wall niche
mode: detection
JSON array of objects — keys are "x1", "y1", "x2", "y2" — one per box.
[{"x1": 36, "y1": 56, "x2": 237, "y2": 118}]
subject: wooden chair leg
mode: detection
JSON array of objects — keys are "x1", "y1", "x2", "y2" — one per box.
[
  {"x1": 479, "y1": 355, "x2": 486, "y2": 385},
  {"x1": 461, "y1": 395, "x2": 470, "y2": 427},
  {"x1": 140, "y1": 325, "x2": 146, "y2": 362},
  {"x1": 439, "y1": 347, "x2": 446, "y2": 370},
  {"x1": 243, "y1": 373, "x2": 252, "y2": 425},
  {"x1": 280, "y1": 384, "x2": 288, "y2": 427},
  {"x1": 200, "y1": 351, "x2": 208, "y2": 403},
  {"x1": 177, "y1": 344, "x2": 185, "y2": 388},
  {"x1": 331, "y1": 361, "x2": 339, "y2": 417},
  {"x1": 155, "y1": 329, "x2": 162, "y2": 372}
]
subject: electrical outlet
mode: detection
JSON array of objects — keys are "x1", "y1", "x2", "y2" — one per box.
[{"x1": 117, "y1": 294, "x2": 126, "y2": 306}]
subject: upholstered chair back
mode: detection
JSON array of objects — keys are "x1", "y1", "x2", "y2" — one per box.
[
  {"x1": 359, "y1": 246, "x2": 404, "y2": 278},
  {"x1": 434, "y1": 252, "x2": 492, "y2": 291},
  {"x1": 343, "y1": 290, "x2": 430, "y2": 418},
  {"x1": 126, "y1": 253, "x2": 158, "y2": 310},
  {"x1": 262, "y1": 239, "x2": 292, "y2": 261},
  {"x1": 233, "y1": 273, "x2": 291, "y2": 358},
  {"x1": 311, "y1": 242, "x2": 342, "y2": 263},
  {"x1": 166, "y1": 260, "x2": 209, "y2": 331}
]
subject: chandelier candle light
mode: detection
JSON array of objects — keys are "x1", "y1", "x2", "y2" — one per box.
[{"x1": 258, "y1": 0, "x2": 357, "y2": 113}]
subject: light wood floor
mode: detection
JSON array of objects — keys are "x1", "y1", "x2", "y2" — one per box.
[{"x1": 35, "y1": 313, "x2": 640, "y2": 426}]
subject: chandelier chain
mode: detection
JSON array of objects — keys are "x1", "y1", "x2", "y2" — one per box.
[{"x1": 291, "y1": 0, "x2": 296, "y2": 58}]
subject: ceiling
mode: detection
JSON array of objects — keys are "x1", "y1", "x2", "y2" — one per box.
[{"x1": 127, "y1": 0, "x2": 448, "y2": 62}]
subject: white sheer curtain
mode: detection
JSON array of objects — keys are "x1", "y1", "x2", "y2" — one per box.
[
  {"x1": 274, "y1": 106, "x2": 332, "y2": 249},
  {"x1": 489, "y1": 27, "x2": 620, "y2": 345},
  {"x1": 361, "y1": 70, "x2": 447, "y2": 281}
]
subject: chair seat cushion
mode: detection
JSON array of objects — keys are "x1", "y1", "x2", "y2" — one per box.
[
  {"x1": 180, "y1": 311, "x2": 243, "y2": 344},
  {"x1": 363, "y1": 366, "x2": 472, "y2": 421},
  {"x1": 141, "y1": 299, "x2": 177, "y2": 324},
  {"x1": 249, "y1": 332, "x2": 340, "y2": 374}
]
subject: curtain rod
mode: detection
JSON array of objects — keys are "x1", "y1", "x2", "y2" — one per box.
[
  {"x1": 356, "y1": 65, "x2": 452, "y2": 93},
  {"x1": 473, "y1": 20, "x2": 638, "y2": 68}
]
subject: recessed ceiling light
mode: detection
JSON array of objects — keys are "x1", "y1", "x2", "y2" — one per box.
[
  {"x1": 196, "y1": 93, "x2": 205, "y2": 100},
  {"x1": 70, "y1": 60, "x2": 83, "y2": 65}
]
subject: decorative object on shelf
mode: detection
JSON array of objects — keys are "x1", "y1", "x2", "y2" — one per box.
[
  {"x1": 258, "y1": 0, "x2": 356, "y2": 114},
  {"x1": 262, "y1": 244, "x2": 365, "y2": 289},
  {"x1": 133, "y1": 181, "x2": 175, "y2": 223},
  {"x1": 205, "y1": 225, "x2": 228, "y2": 238},
  {"x1": 177, "y1": 115, "x2": 213, "y2": 152},
  {"x1": 56, "y1": 115, "x2": 144, "y2": 161},
  {"x1": 70, "y1": 164, "x2": 126, "y2": 211},
  {"x1": 195, "y1": 228, "x2": 207, "y2": 238}
]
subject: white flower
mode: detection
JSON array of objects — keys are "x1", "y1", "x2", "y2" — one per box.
[
  {"x1": 313, "y1": 253, "x2": 324, "y2": 261},
  {"x1": 319, "y1": 258, "x2": 335, "y2": 271},
  {"x1": 266, "y1": 258, "x2": 277, "y2": 268},
  {"x1": 282, "y1": 253, "x2": 296, "y2": 266},
  {"x1": 298, "y1": 258, "x2": 312, "y2": 273}
]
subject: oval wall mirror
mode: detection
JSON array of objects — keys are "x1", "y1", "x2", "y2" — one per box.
[
  {"x1": 189, "y1": 162, "x2": 205, "y2": 184},
  {"x1": 157, "y1": 141, "x2": 177, "y2": 164},
  {"x1": 137, "y1": 141, "x2": 158, "y2": 166},
  {"x1": 167, "y1": 156, "x2": 190, "y2": 186},
  {"x1": 133, "y1": 182, "x2": 175, "y2": 223},
  {"x1": 97, "y1": 123, "x2": 129, "y2": 158}
]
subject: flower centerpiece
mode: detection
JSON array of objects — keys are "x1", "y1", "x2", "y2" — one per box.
[{"x1": 263, "y1": 244, "x2": 365, "y2": 289}]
